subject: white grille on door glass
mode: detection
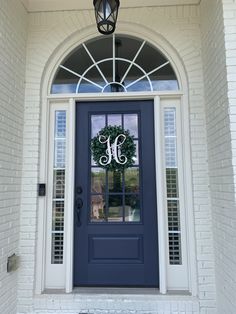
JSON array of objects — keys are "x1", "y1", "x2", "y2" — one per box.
[
  {"x1": 164, "y1": 108, "x2": 182, "y2": 265},
  {"x1": 51, "y1": 111, "x2": 66, "y2": 264}
]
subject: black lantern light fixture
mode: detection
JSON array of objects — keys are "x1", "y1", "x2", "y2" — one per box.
[{"x1": 93, "y1": 0, "x2": 120, "y2": 35}]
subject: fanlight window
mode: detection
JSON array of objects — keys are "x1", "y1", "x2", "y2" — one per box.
[{"x1": 51, "y1": 35, "x2": 179, "y2": 94}]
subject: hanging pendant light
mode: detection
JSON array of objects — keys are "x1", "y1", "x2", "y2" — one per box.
[{"x1": 93, "y1": 0, "x2": 120, "y2": 35}]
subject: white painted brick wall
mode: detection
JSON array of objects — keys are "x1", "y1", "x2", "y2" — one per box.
[
  {"x1": 17, "y1": 3, "x2": 217, "y2": 314},
  {"x1": 220, "y1": 0, "x2": 236, "y2": 312},
  {"x1": 0, "y1": 1, "x2": 27, "y2": 314},
  {"x1": 200, "y1": 0, "x2": 236, "y2": 313}
]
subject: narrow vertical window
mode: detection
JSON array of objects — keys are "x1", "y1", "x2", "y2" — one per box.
[
  {"x1": 51, "y1": 111, "x2": 66, "y2": 264},
  {"x1": 164, "y1": 108, "x2": 182, "y2": 265}
]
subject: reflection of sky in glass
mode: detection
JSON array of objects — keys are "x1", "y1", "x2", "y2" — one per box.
[
  {"x1": 124, "y1": 114, "x2": 138, "y2": 138},
  {"x1": 51, "y1": 84, "x2": 77, "y2": 94},
  {"x1": 164, "y1": 109, "x2": 176, "y2": 136},
  {"x1": 54, "y1": 139, "x2": 66, "y2": 168},
  {"x1": 91, "y1": 115, "x2": 106, "y2": 138},
  {"x1": 51, "y1": 80, "x2": 179, "y2": 94},
  {"x1": 126, "y1": 80, "x2": 151, "y2": 92},
  {"x1": 153, "y1": 80, "x2": 179, "y2": 91},
  {"x1": 55, "y1": 111, "x2": 66, "y2": 138},
  {"x1": 79, "y1": 83, "x2": 102, "y2": 93},
  {"x1": 165, "y1": 138, "x2": 177, "y2": 168},
  {"x1": 107, "y1": 114, "x2": 122, "y2": 126},
  {"x1": 164, "y1": 108, "x2": 177, "y2": 168}
]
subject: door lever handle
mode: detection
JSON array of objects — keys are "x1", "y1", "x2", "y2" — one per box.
[
  {"x1": 76, "y1": 207, "x2": 81, "y2": 227},
  {"x1": 76, "y1": 198, "x2": 83, "y2": 209},
  {"x1": 76, "y1": 198, "x2": 83, "y2": 227}
]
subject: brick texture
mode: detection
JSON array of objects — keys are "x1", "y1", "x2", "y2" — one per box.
[
  {"x1": 0, "y1": 1, "x2": 27, "y2": 314},
  {"x1": 200, "y1": 0, "x2": 236, "y2": 313}
]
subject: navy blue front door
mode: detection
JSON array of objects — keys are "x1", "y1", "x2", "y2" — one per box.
[{"x1": 74, "y1": 100, "x2": 159, "y2": 287}]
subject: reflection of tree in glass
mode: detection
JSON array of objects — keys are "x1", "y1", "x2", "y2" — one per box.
[
  {"x1": 109, "y1": 195, "x2": 122, "y2": 207},
  {"x1": 125, "y1": 168, "x2": 139, "y2": 193},
  {"x1": 91, "y1": 169, "x2": 105, "y2": 193},
  {"x1": 125, "y1": 195, "x2": 140, "y2": 222},
  {"x1": 108, "y1": 195, "x2": 122, "y2": 221},
  {"x1": 109, "y1": 170, "x2": 122, "y2": 193},
  {"x1": 125, "y1": 195, "x2": 139, "y2": 209}
]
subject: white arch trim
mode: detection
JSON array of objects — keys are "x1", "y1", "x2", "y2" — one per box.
[
  {"x1": 40, "y1": 22, "x2": 189, "y2": 97},
  {"x1": 36, "y1": 22, "x2": 197, "y2": 296}
]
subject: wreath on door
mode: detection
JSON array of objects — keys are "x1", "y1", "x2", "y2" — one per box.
[{"x1": 91, "y1": 125, "x2": 136, "y2": 171}]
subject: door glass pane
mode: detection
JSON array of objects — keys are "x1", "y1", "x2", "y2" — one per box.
[
  {"x1": 125, "y1": 167, "x2": 139, "y2": 193},
  {"x1": 108, "y1": 171, "x2": 123, "y2": 193},
  {"x1": 107, "y1": 114, "x2": 122, "y2": 126},
  {"x1": 125, "y1": 195, "x2": 140, "y2": 222},
  {"x1": 108, "y1": 195, "x2": 123, "y2": 222},
  {"x1": 91, "y1": 168, "x2": 106, "y2": 194},
  {"x1": 91, "y1": 115, "x2": 106, "y2": 138},
  {"x1": 124, "y1": 114, "x2": 138, "y2": 138},
  {"x1": 91, "y1": 194, "x2": 106, "y2": 222},
  {"x1": 90, "y1": 112, "x2": 141, "y2": 224}
]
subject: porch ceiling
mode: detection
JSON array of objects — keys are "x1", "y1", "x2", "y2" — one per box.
[{"x1": 21, "y1": 0, "x2": 200, "y2": 12}]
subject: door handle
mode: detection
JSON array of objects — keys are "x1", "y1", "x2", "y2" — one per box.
[
  {"x1": 76, "y1": 198, "x2": 83, "y2": 227},
  {"x1": 76, "y1": 208, "x2": 81, "y2": 227},
  {"x1": 77, "y1": 198, "x2": 83, "y2": 209}
]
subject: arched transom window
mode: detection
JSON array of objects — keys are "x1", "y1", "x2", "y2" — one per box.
[{"x1": 51, "y1": 34, "x2": 179, "y2": 94}]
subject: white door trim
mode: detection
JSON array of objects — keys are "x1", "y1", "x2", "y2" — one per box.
[
  {"x1": 36, "y1": 24, "x2": 196, "y2": 295},
  {"x1": 35, "y1": 92, "x2": 197, "y2": 296}
]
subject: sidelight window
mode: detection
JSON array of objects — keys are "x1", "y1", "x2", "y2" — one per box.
[
  {"x1": 51, "y1": 111, "x2": 66, "y2": 264},
  {"x1": 164, "y1": 108, "x2": 182, "y2": 265}
]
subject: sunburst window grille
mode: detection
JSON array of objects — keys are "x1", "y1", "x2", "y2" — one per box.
[{"x1": 51, "y1": 34, "x2": 179, "y2": 94}]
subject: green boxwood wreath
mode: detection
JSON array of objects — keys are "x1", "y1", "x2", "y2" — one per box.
[{"x1": 91, "y1": 125, "x2": 136, "y2": 171}]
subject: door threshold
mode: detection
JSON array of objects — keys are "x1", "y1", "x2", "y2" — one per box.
[
  {"x1": 73, "y1": 287, "x2": 160, "y2": 295},
  {"x1": 43, "y1": 287, "x2": 191, "y2": 297},
  {"x1": 73, "y1": 287, "x2": 191, "y2": 296}
]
